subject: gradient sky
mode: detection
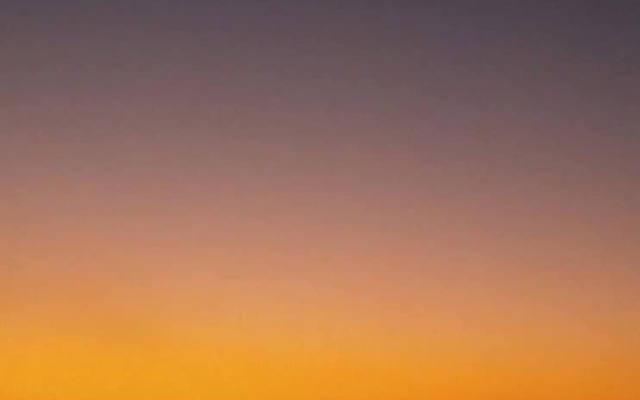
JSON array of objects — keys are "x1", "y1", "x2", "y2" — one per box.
[{"x1": 1, "y1": 1, "x2": 639, "y2": 399}]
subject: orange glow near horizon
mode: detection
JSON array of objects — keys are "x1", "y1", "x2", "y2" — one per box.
[{"x1": 1, "y1": 2, "x2": 639, "y2": 399}]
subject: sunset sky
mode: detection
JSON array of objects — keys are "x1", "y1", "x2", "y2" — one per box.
[{"x1": 1, "y1": 1, "x2": 639, "y2": 399}]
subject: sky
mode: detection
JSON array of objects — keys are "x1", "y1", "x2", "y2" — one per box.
[{"x1": 1, "y1": 1, "x2": 639, "y2": 399}]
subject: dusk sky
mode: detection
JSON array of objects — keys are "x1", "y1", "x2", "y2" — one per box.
[{"x1": 1, "y1": 1, "x2": 639, "y2": 399}]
